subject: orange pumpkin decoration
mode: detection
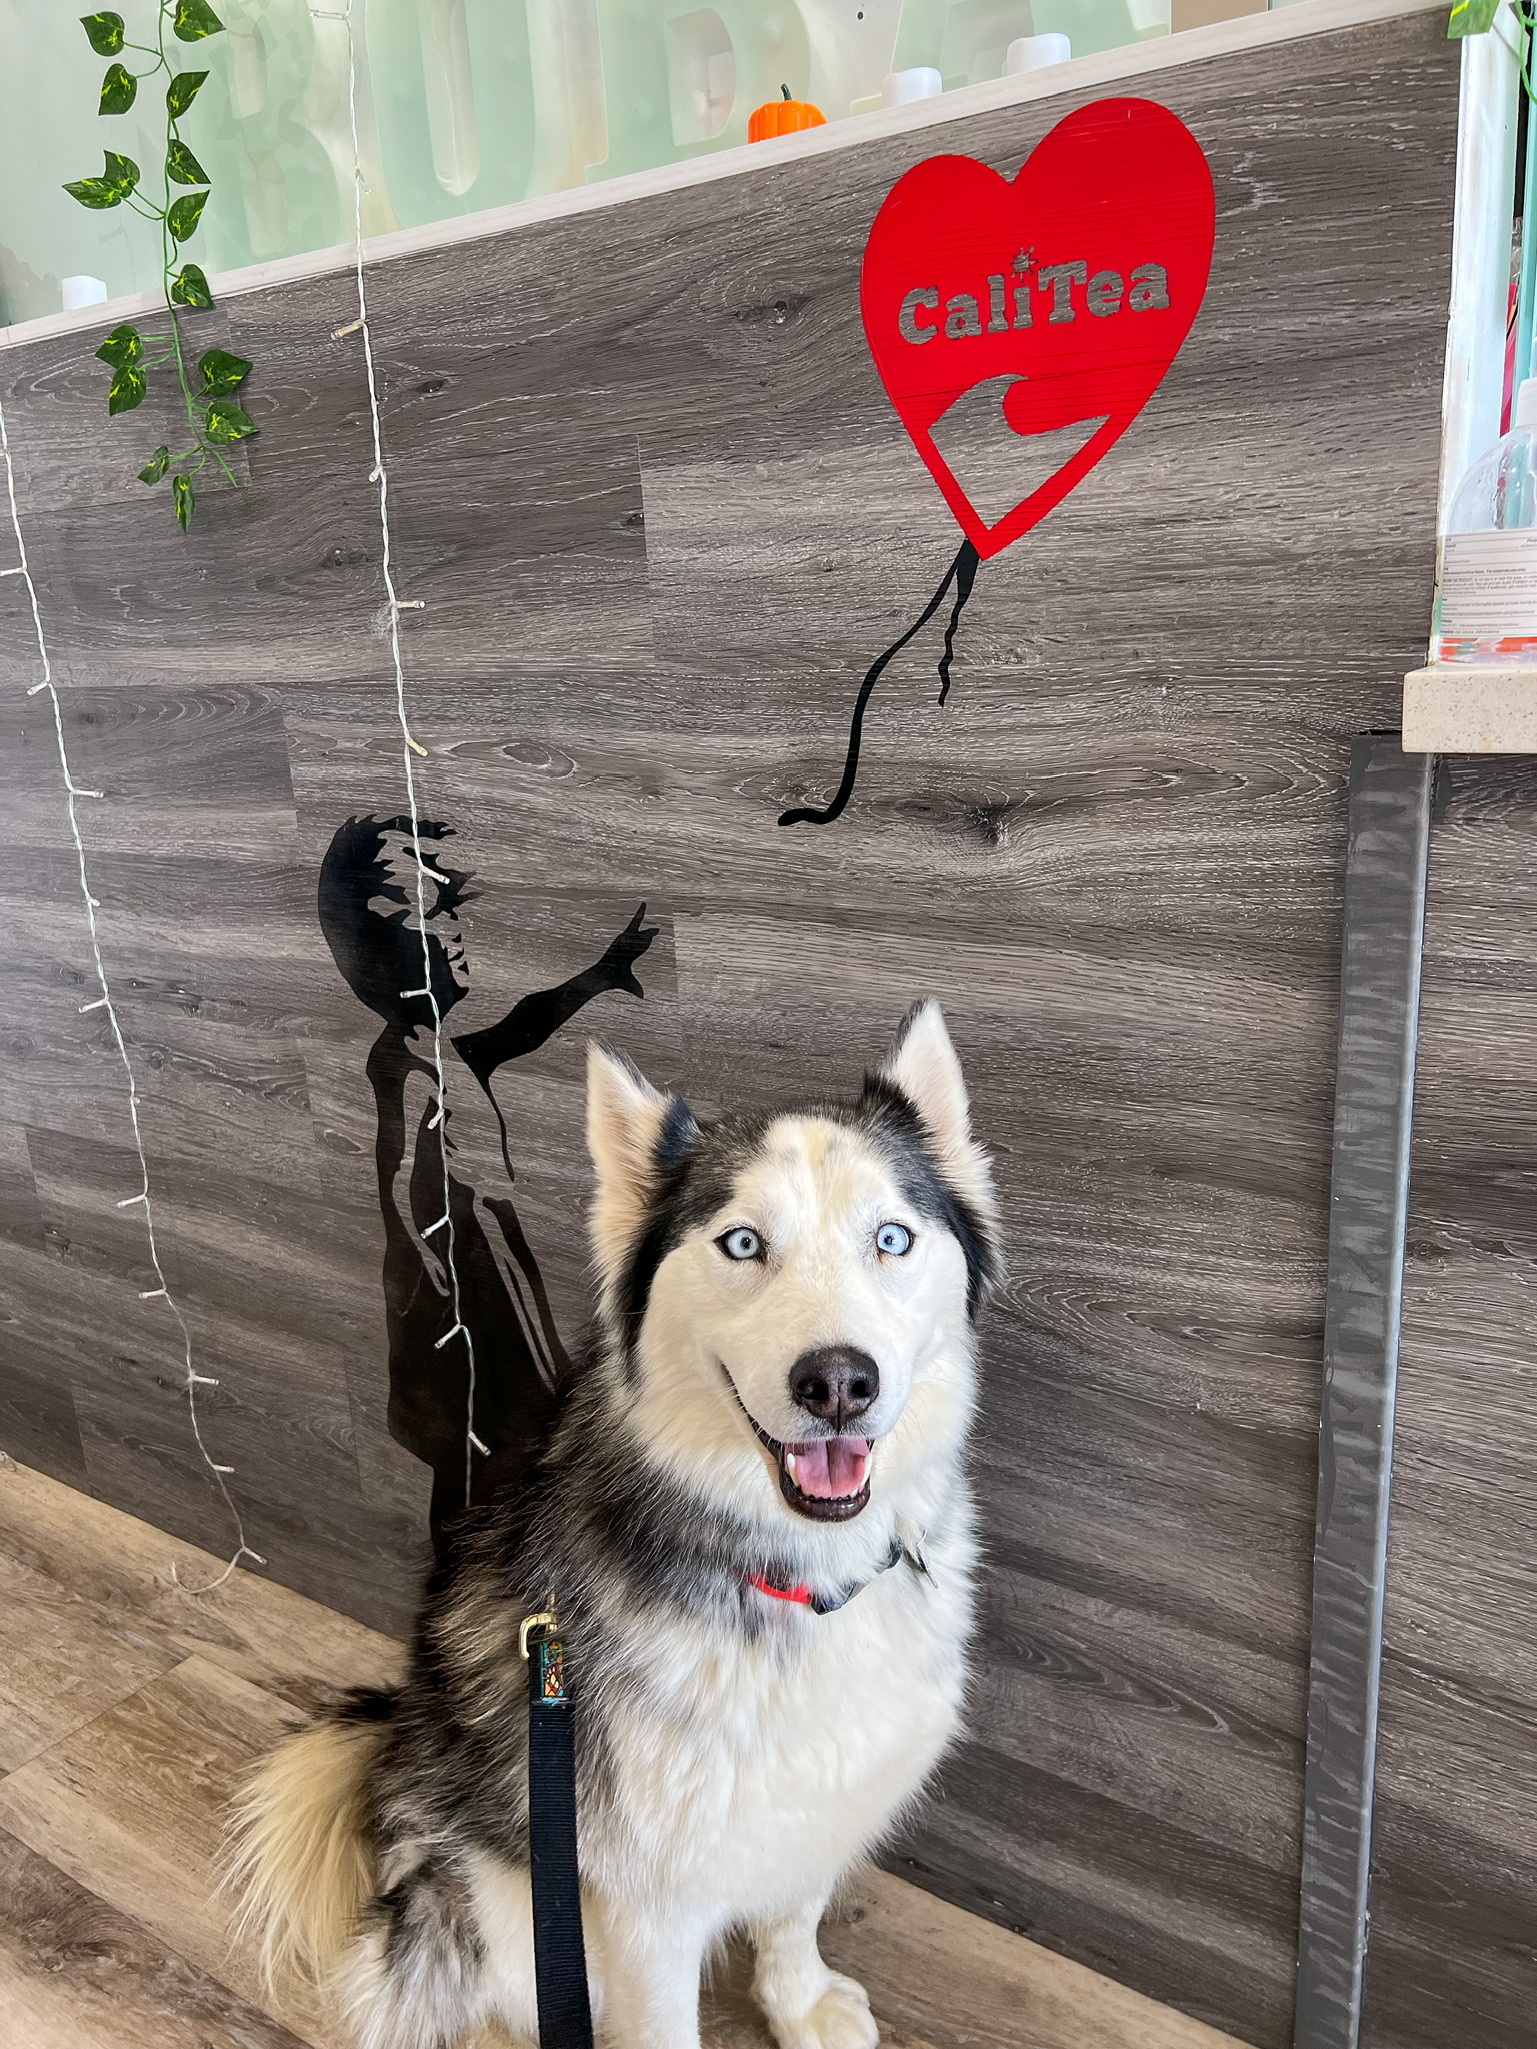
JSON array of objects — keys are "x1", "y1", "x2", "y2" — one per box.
[{"x1": 748, "y1": 83, "x2": 826, "y2": 144}]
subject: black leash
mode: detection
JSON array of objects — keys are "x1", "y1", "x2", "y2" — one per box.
[{"x1": 523, "y1": 1614, "x2": 594, "y2": 2049}]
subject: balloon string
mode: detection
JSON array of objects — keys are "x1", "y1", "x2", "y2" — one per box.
[
  {"x1": 778, "y1": 538, "x2": 982, "y2": 829},
  {"x1": 936, "y1": 541, "x2": 979, "y2": 707}
]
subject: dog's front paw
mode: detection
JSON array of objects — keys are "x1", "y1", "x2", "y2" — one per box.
[{"x1": 768, "y1": 1972, "x2": 879, "y2": 2049}]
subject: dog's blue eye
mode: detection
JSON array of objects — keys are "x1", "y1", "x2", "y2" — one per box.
[
  {"x1": 876, "y1": 1222, "x2": 913, "y2": 1257},
  {"x1": 718, "y1": 1227, "x2": 763, "y2": 1263}
]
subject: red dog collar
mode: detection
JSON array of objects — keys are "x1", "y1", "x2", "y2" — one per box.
[
  {"x1": 744, "y1": 1535, "x2": 924, "y2": 1617},
  {"x1": 747, "y1": 1571, "x2": 815, "y2": 1606}
]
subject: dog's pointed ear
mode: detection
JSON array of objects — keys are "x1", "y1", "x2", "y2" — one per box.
[
  {"x1": 882, "y1": 1002, "x2": 995, "y2": 1219},
  {"x1": 586, "y1": 1043, "x2": 696, "y2": 1285}
]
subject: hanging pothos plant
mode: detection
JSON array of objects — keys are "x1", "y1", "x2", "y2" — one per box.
[
  {"x1": 65, "y1": 3, "x2": 258, "y2": 531},
  {"x1": 1449, "y1": 0, "x2": 1534, "y2": 90}
]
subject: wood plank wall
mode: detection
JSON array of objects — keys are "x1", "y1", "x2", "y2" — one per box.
[
  {"x1": 0, "y1": 17, "x2": 1460, "y2": 2045},
  {"x1": 1364, "y1": 755, "x2": 1537, "y2": 2049}
]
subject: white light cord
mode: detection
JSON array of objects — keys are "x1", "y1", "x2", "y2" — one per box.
[
  {"x1": 0, "y1": 399, "x2": 262, "y2": 1595},
  {"x1": 341, "y1": 0, "x2": 478, "y2": 1508}
]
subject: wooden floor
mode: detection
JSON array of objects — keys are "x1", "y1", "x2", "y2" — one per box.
[{"x1": 0, "y1": 1455, "x2": 1250, "y2": 2049}]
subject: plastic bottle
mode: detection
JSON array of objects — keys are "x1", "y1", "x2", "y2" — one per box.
[{"x1": 1435, "y1": 376, "x2": 1537, "y2": 664}]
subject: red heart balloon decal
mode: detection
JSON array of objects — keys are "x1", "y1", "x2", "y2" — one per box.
[{"x1": 862, "y1": 98, "x2": 1215, "y2": 561}]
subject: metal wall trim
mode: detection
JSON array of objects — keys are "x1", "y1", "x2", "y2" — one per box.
[{"x1": 1294, "y1": 736, "x2": 1435, "y2": 2049}]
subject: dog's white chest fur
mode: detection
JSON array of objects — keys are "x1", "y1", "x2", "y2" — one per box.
[{"x1": 594, "y1": 1524, "x2": 974, "y2": 1924}]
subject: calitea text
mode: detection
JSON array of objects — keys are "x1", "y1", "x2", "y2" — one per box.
[{"x1": 897, "y1": 261, "x2": 1171, "y2": 343}]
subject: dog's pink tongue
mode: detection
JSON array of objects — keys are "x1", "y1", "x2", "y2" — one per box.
[{"x1": 787, "y1": 1438, "x2": 871, "y2": 1498}]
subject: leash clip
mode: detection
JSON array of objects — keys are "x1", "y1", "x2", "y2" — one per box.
[{"x1": 519, "y1": 1610, "x2": 558, "y2": 1660}]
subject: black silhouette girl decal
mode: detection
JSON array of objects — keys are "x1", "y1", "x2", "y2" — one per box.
[{"x1": 318, "y1": 816, "x2": 655, "y2": 1542}]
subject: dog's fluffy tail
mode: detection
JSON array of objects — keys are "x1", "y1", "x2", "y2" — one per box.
[{"x1": 224, "y1": 1691, "x2": 394, "y2": 1992}]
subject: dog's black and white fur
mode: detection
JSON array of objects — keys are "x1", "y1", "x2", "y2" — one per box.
[{"x1": 230, "y1": 1002, "x2": 996, "y2": 2049}]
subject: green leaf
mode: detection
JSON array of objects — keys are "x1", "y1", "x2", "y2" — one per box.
[
  {"x1": 65, "y1": 150, "x2": 139, "y2": 209},
  {"x1": 172, "y1": 474, "x2": 195, "y2": 530},
  {"x1": 166, "y1": 138, "x2": 209, "y2": 186},
  {"x1": 172, "y1": 0, "x2": 225, "y2": 41},
  {"x1": 64, "y1": 176, "x2": 125, "y2": 210},
  {"x1": 203, "y1": 397, "x2": 257, "y2": 443},
  {"x1": 168, "y1": 190, "x2": 208, "y2": 241},
  {"x1": 138, "y1": 446, "x2": 170, "y2": 484},
  {"x1": 198, "y1": 347, "x2": 252, "y2": 396},
  {"x1": 94, "y1": 323, "x2": 142, "y2": 369},
  {"x1": 1448, "y1": 0, "x2": 1500, "y2": 31},
  {"x1": 79, "y1": 12, "x2": 125, "y2": 55},
  {"x1": 170, "y1": 262, "x2": 214, "y2": 309},
  {"x1": 107, "y1": 364, "x2": 147, "y2": 415},
  {"x1": 166, "y1": 70, "x2": 209, "y2": 117},
  {"x1": 99, "y1": 61, "x2": 136, "y2": 114}
]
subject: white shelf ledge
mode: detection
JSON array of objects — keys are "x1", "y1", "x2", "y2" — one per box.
[{"x1": 1402, "y1": 664, "x2": 1537, "y2": 752}]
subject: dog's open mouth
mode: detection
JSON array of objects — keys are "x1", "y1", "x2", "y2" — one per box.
[
  {"x1": 720, "y1": 1364, "x2": 874, "y2": 1521},
  {"x1": 776, "y1": 1437, "x2": 873, "y2": 1521}
]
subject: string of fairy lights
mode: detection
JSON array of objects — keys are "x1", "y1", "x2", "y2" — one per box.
[
  {"x1": 0, "y1": 5, "x2": 483, "y2": 1592},
  {"x1": 334, "y1": 0, "x2": 481, "y2": 1508},
  {"x1": 0, "y1": 397, "x2": 261, "y2": 1593}
]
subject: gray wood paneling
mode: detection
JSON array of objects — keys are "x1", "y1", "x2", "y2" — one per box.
[
  {"x1": 1362, "y1": 754, "x2": 1537, "y2": 2049},
  {"x1": 0, "y1": 17, "x2": 1463, "y2": 2044}
]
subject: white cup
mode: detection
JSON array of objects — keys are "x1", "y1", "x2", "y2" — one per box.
[
  {"x1": 881, "y1": 67, "x2": 943, "y2": 108},
  {"x1": 1006, "y1": 33, "x2": 1072, "y2": 72},
  {"x1": 62, "y1": 275, "x2": 109, "y2": 310}
]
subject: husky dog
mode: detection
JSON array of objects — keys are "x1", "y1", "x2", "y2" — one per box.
[{"x1": 230, "y1": 1002, "x2": 995, "y2": 2049}]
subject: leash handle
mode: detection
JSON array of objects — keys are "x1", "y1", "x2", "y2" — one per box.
[{"x1": 526, "y1": 1621, "x2": 595, "y2": 2049}]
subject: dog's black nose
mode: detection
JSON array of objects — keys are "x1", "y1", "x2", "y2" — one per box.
[{"x1": 788, "y1": 1346, "x2": 880, "y2": 1427}]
